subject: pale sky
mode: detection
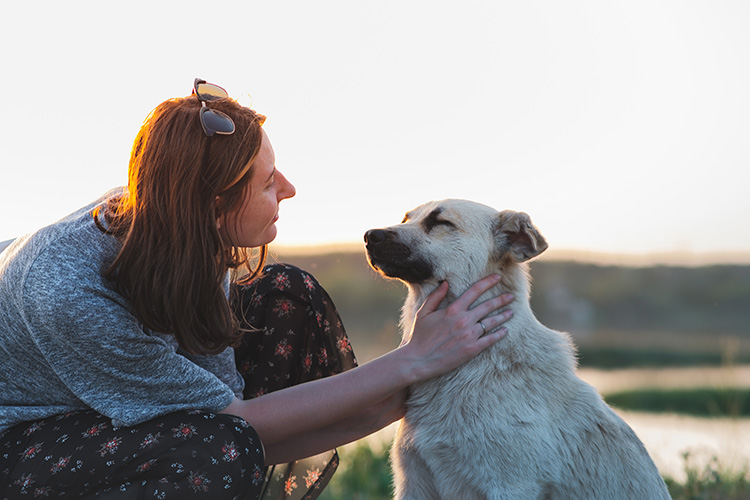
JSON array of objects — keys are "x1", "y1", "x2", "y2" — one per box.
[{"x1": 1, "y1": 0, "x2": 749, "y2": 261}]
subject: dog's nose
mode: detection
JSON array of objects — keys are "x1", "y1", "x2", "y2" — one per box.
[{"x1": 364, "y1": 229, "x2": 388, "y2": 244}]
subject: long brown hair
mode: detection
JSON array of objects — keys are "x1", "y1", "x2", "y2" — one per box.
[{"x1": 95, "y1": 95, "x2": 267, "y2": 355}]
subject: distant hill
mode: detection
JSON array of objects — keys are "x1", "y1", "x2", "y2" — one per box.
[{"x1": 269, "y1": 247, "x2": 750, "y2": 366}]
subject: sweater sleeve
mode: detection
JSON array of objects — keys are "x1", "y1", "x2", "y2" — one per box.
[{"x1": 20, "y1": 235, "x2": 236, "y2": 428}]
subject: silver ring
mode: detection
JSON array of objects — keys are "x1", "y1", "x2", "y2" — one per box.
[{"x1": 479, "y1": 321, "x2": 487, "y2": 334}]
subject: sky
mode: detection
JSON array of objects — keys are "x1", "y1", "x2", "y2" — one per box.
[{"x1": 1, "y1": 0, "x2": 749, "y2": 262}]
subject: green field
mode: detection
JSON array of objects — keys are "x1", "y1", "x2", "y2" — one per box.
[{"x1": 605, "y1": 387, "x2": 750, "y2": 418}]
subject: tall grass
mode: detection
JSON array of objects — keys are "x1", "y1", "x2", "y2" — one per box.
[
  {"x1": 665, "y1": 452, "x2": 750, "y2": 500},
  {"x1": 319, "y1": 442, "x2": 393, "y2": 500}
]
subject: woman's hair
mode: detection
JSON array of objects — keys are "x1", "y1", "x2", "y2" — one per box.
[{"x1": 95, "y1": 95, "x2": 267, "y2": 355}]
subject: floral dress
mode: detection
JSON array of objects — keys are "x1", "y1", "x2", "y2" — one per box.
[{"x1": 233, "y1": 263, "x2": 358, "y2": 500}]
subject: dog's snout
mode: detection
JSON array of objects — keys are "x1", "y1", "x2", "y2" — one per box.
[
  {"x1": 364, "y1": 229, "x2": 389, "y2": 245},
  {"x1": 364, "y1": 224, "x2": 433, "y2": 283}
]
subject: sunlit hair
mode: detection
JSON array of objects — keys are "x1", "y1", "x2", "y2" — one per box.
[{"x1": 94, "y1": 95, "x2": 267, "y2": 355}]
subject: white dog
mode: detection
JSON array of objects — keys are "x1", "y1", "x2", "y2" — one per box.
[{"x1": 364, "y1": 200, "x2": 670, "y2": 500}]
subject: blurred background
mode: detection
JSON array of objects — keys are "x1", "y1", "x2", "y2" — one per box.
[
  {"x1": 274, "y1": 248, "x2": 750, "y2": 499},
  {"x1": 2, "y1": 0, "x2": 749, "y2": 497}
]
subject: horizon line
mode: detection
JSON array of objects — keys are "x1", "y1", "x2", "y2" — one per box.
[
  {"x1": 3, "y1": 239, "x2": 747, "y2": 268},
  {"x1": 270, "y1": 242, "x2": 750, "y2": 267}
]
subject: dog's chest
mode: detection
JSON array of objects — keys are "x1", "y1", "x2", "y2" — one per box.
[{"x1": 404, "y1": 354, "x2": 547, "y2": 429}]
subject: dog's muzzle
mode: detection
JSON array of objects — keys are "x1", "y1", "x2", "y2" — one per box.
[{"x1": 364, "y1": 229, "x2": 433, "y2": 283}]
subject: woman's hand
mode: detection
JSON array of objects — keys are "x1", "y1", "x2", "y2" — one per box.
[
  {"x1": 220, "y1": 276, "x2": 512, "y2": 460},
  {"x1": 399, "y1": 275, "x2": 514, "y2": 383}
]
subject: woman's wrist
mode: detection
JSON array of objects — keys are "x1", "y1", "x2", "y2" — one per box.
[{"x1": 387, "y1": 342, "x2": 433, "y2": 386}]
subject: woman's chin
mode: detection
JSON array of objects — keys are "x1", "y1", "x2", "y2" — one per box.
[
  {"x1": 235, "y1": 224, "x2": 278, "y2": 248},
  {"x1": 257, "y1": 226, "x2": 278, "y2": 247}
]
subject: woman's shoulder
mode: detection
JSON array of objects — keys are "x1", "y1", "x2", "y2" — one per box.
[{"x1": 1, "y1": 189, "x2": 125, "y2": 294}]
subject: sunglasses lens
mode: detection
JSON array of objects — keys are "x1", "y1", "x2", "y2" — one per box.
[
  {"x1": 200, "y1": 107, "x2": 235, "y2": 136},
  {"x1": 195, "y1": 82, "x2": 229, "y2": 101}
]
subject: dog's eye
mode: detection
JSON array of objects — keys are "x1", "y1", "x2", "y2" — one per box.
[
  {"x1": 434, "y1": 219, "x2": 456, "y2": 230},
  {"x1": 423, "y1": 211, "x2": 456, "y2": 233}
]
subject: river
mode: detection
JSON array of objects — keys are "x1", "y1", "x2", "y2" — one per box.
[{"x1": 580, "y1": 366, "x2": 750, "y2": 482}]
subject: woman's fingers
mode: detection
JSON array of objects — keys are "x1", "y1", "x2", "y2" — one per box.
[
  {"x1": 402, "y1": 275, "x2": 515, "y2": 381},
  {"x1": 419, "y1": 276, "x2": 513, "y2": 327},
  {"x1": 472, "y1": 293, "x2": 515, "y2": 323},
  {"x1": 448, "y1": 274, "x2": 502, "y2": 312},
  {"x1": 477, "y1": 308, "x2": 514, "y2": 336},
  {"x1": 474, "y1": 322, "x2": 510, "y2": 350},
  {"x1": 418, "y1": 281, "x2": 449, "y2": 316}
]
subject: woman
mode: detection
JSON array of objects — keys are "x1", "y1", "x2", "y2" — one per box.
[{"x1": 0, "y1": 79, "x2": 514, "y2": 499}]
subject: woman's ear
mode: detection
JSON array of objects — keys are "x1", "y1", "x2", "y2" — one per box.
[{"x1": 214, "y1": 196, "x2": 224, "y2": 230}]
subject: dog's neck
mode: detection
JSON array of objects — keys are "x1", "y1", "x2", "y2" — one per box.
[
  {"x1": 400, "y1": 260, "x2": 535, "y2": 343},
  {"x1": 400, "y1": 259, "x2": 577, "y2": 382}
]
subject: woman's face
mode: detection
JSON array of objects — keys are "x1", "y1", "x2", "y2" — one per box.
[{"x1": 220, "y1": 129, "x2": 296, "y2": 247}]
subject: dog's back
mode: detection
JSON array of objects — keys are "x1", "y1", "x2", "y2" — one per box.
[{"x1": 365, "y1": 200, "x2": 670, "y2": 500}]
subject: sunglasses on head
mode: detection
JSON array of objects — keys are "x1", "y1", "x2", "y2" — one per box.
[{"x1": 193, "y1": 78, "x2": 236, "y2": 137}]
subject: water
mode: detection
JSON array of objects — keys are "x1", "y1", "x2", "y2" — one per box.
[
  {"x1": 580, "y1": 366, "x2": 750, "y2": 482},
  {"x1": 578, "y1": 366, "x2": 750, "y2": 393},
  {"x1": 617, "y1": 409, "x2": 750, "y2": 482}
]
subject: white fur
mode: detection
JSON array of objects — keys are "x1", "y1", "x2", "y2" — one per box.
[{"x1": 366, "y1": 200, "x2": 670, "y2": 500}]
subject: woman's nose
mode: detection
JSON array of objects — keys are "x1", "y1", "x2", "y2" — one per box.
[{"x1": 277, "y1": 171, "x2": 296, "y2": 200}]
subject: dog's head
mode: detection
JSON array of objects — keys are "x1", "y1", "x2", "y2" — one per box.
[{"x1": 364, "y1": 200, "x2": 548, "y2": 292}]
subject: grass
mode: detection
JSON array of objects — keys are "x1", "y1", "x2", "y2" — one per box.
[
  {"x1": 319, "y1": 442, "x2": 750, "y2": 500},
  {"x1": 665, "y1": 452, "x2": 750, "y2": 500},
  {"x1": 318, "y1": 442, "x2": 393, "y2": 500},
  {"x1": 605, "y1": 387, "x2": 750, "y2": 418},
  {"x1": 576, "y1": 346, "x2": 748, "y2": 369}
]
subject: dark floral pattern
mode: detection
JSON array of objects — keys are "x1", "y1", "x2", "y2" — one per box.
[
  {"x1": 233, "y1": 263, "x2": 358, "y2": 500},
  {"x1": 0, "y1": 409, "x2": 263, "y2": 499}
]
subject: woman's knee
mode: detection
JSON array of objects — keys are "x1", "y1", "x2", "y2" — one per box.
[
  {"x1": 123, "y1": 411, "x2": 267, "y2": 498},
  {"x1": 167, "y1": 410, "x2": 265, "y2": 471},
  {"x1": 207, "y1": 411, "x2": 265, "y2": 464},
  {"x1": 0, "y1": 410, "x2": 267, "y2": 499}
]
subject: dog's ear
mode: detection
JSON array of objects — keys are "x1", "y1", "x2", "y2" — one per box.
[{"x1": 493, "y1": 210, "x2": 548, "y2": 262}]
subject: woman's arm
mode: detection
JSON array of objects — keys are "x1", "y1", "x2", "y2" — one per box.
[
  {"x1": 220, "y1": 274, "x2": 513, "y2": 458},
  {"x1": 261, "y1": 389, "x2": 408, "y2": 465}
]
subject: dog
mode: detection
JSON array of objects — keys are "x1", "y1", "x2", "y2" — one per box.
[{"x1": 364, "y1": 199, "x2": 670, "y2": 500}]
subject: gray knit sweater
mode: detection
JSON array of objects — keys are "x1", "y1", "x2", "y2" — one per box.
[{"x1": 0, "y1": 190, "x2": 244, "y2": 433}]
